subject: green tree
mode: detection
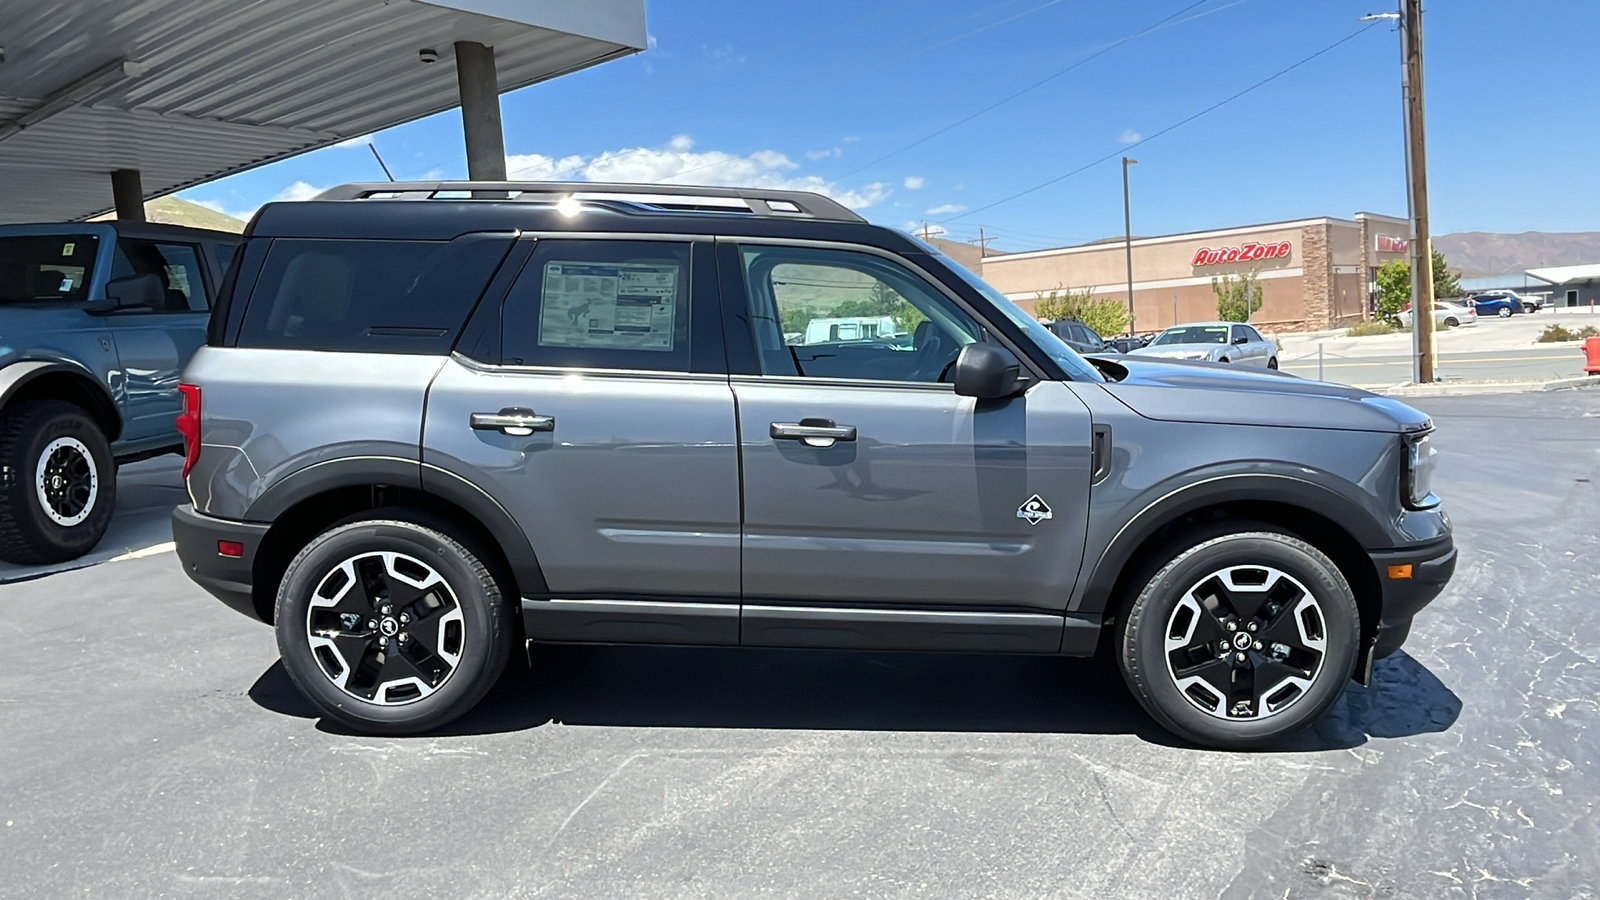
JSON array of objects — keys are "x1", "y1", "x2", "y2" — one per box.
[
  {"x1": 1375, "y1": 258, "x2": 1411, "y2": 325},
  {"x1": 1032, "y1": 286, "x2": 1129, "y2": 337},
  {"x1": 1212, "y1": 271, "x2": 1264, "y2": 322},
  {"x1": 1431, "y1": 249, "x2": 1462, "y2": 300}
]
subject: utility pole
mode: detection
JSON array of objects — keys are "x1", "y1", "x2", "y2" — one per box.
[
  {"x1": 1122, "y1": 157, "x2": 1138, "y2": 335},
  {"x1": 976, "y1": 227, "x2": 993, "y2": 258},
  {"x1": 1402, "y1": 0, "x2": 1436, "y2": 383}
]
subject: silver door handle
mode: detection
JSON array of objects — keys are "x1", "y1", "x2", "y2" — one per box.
[
  {"x1": 771, "y1": 419, "x2": 857, "y2": 448},
  {"x1": 471, "y1": 408, "x2": 555, "y2": 436}
]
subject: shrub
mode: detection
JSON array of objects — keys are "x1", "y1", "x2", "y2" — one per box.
[
  {"x1": 1346, "y1": 321, "x2": 1398, "y2": 337},
  {"x1": 1212, "y1": 271, "x2": 1263, "y2": 322},
  {"x1": 1535, "y1": 324, "x2": 1598, "y2": 342},
  {"x1": 1033, "y1": 286, "x2": 1130, "y2": 337}
]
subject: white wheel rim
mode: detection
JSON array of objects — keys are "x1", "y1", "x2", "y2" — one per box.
[
  {"x1": 34, "y1": 436, "x2": 98, "y2": 527},
  {"x1": 305, "y1": 551, "x2": 465, "y2": 706},
  {"x1": 1162, "y1": 565, "x2": 1328, "y2": 722}
]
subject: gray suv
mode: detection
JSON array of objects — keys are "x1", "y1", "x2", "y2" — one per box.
[
  {"x1": 0, "y1": 221, "x2": 237, "y2": 563},
  {"x1": 172, "y1": 182, "x2": 1455, "y2": 748}
]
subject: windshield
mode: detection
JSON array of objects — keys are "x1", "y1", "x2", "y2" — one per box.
[
  {"x1": 929, "y1": 251, "x2": 1105, "y2": 383},
  {"x1": 1152, "y1": 325, "x2": 1228, "y2": 346},
  {"x1": 0, "y1": 234, "x2": 99, "y2": 304}
]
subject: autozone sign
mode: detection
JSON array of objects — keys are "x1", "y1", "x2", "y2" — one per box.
[
  {"x1": 1191, "y1": 241, "x2": 1291, "y2": 267},
  {"x1": 1376, "y1": 235, "x2": 1409, "y2": 253}
]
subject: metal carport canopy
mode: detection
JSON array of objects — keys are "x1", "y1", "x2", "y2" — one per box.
[{"x1": 0, "y1": 0, "x2": 646, "y2": 224}]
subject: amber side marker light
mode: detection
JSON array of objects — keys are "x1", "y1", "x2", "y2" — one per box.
[{"x1": 1387, "y1": 564, "x2": 1413, "y2": 580}]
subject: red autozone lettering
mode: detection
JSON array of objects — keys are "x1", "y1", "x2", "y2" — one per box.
[{"x1": 1191, "y1": 241, "x2": 1292, "y2": 267}]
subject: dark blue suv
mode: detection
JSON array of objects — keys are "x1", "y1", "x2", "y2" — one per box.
[{"x1": 0, "y1": 221, "x2": 238, "y2": 564}]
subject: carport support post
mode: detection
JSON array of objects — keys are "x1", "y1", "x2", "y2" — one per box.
[
  {"x1": 454, "y1": 41, "x2": 507, "y2": 182},
  {"x1": 110, "y1": 169, "x2": 145, "y2": 221}
]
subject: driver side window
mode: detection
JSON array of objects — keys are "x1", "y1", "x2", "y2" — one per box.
[{"x1": 737, "y1": 245, "x2": 979, "y2": 382}]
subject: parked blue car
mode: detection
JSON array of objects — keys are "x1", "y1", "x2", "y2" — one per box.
[
  {"x1": 1469, "y1": 292, "x2": 1519, "y2": 318},
  {"x1": 0, "y1": 221, "x2": 239, "y2": 564}
]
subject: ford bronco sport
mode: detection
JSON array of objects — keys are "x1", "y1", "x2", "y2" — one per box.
[
  {"x1": 0, "y1": 221, "x2": 238, "y2": 563},
  {"x1": 171, "y1": 182, "x2": 1454, "y2": 748}
]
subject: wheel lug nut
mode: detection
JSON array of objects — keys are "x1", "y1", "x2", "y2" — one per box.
[
  {"x1": 398, "y1": 633, "x2": 408, "y2": 643},
  {"x1": 1254, "y1": 641, "x2": 1263, "y2": 650},
  {"x1": 366, "y1": 619, "x2": 377, "y2": 629},
  {"x1": 1236, "y1": 652, "x2": 1247, "y2": 662},
  {"x1": 1226, "y1": 622, "x2": 1237, "y2": 632},
  {"x1": 399, "y1": 613, "x2": 410, "y2": 624},
  {"x1": 1247, "y1": 622, "x2": 1258, "y2": 632}
]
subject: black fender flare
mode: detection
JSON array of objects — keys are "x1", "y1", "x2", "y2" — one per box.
[
  {"x1": 244, "y1": 455, "x2": 547, "y2": 596},
  {"x1": 0, "y1": 360, "x2": 122, "y2": 441},
  {"x1": 1071, "y1": 472, "x2": 1390, "y2": 615}
]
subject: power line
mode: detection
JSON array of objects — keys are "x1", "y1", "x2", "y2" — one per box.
[
  {"x1": 943, "y1": 21, "x2": 1383, "y2": 224},
  {"x1": 833, "y1": 0, "x2": 1214, "y2": 183}
]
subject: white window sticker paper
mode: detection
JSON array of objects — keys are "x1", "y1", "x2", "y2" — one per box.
[{"x1": 537, "y1": 261, "x2": 679, "y2": 351}]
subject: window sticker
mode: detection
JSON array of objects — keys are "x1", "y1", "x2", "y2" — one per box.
[
  {"x1": 62, "y1": 242, "x2": 75, "y2": 256},
  {"x1": 536, "y1": 261, "x2": 678, "y2": 351}
]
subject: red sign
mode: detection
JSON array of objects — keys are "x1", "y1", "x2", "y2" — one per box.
[
  {"x1": 1191, "y1": 241, "x2": 1291, "y2": 267},
  {"x1": 1377, "y1": 235, "x2": 1409, "y2": 253}
]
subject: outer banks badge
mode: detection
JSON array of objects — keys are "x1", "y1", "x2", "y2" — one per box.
[{"x1": 1017, "y1": 494, "x2": 1052, "y2": 526}]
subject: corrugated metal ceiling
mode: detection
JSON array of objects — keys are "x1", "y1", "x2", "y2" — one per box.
[{"x1": 0, "y1": 0, "x2": 645, "y2": 223}]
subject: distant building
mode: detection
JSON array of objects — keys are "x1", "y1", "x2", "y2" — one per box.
[
  {"x1": 1525, "y1": 264, "x2": 1600, "y2": 308},
  {"x1": 971, "y1": 212, "x2": 1410, "y2": 333}
]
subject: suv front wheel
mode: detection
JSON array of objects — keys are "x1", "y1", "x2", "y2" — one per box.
[
  {"x1": 1118, "y1": 526, "x2": 1358, "y2": 748},
  {"x1": 0, "y1": 400, "x2": 116, "y2": 565},
  {"x1": 275, "y1": 517, "x2": 514, "y2": 734}
]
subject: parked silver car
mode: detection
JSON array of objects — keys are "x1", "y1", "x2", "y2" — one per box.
[{"x1": 1129, "y1": 322, "x2": 1279, "y2": 368}]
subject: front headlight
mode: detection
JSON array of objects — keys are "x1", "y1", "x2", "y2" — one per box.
[{"x1": 1404, "y1": 432, "x2": 1438, "y2": 508}]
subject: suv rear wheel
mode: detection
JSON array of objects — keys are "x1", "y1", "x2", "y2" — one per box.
[
  {"x1": 0, "y1": 400, "x2": 116, "y2": 565},
  {"x1": 1117, "y1": 525, "x2": 1358, "y2": 748},
  {"x1": 275, "y1": 517, "x2": 513, "y2": 734}
]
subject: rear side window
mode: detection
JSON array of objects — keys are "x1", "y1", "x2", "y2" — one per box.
[
  {"x1": 500, "y1": 239, "x2": 691, "y2": 372},
  {"x1": 236, "y1": 235, "x2": 512, "y2": 353}
]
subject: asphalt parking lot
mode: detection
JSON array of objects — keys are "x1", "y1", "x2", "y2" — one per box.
[{"x1": 2, "y1": 389, "x2": 1597, "y2": 899}]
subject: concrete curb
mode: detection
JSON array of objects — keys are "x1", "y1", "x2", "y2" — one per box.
[{"x1": 1377, "y1": 375, "x2": 1600, "y2": 397}]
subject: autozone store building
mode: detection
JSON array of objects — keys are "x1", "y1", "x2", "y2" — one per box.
[{"x1": 978, "y1": 212, "x2": 1411, "y2": 334}]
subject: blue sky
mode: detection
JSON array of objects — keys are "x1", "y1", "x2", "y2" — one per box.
[{"x1": 182, "y1": 0, "x2": 1600, "y2": 253}]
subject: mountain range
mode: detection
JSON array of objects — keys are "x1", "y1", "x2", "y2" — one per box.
[{"x1": 1432, "y1": 231, "x2": 1600, "y2": 277}]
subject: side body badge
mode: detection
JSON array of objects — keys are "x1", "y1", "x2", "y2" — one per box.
[{"x1": 1017, "y1": 494, "x2": 1052, "y2": 526}]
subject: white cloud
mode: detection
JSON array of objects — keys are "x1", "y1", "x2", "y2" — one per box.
[
  {"x1": 505, "y1": 152, "x2": 587, "y2": 180},
  {"x1": 502, "y1": 137, "x2": 891, "y2": 210},
  {"x1": 842, "y1": 135, "x2": 861, "y2": 143},
  {"x1": 903, "y1": 176, "x2": 925, "y2": 190},
  {"x1": 275, "y1": 181, "x2": 324, "y2": 202},
  {"x1": 335, "y1": 134, "x2": 373, "y2": 149},
  {"x1": 926, "y1": 203, "x2": 965, "y2": 215},
  {"x1": 1119, "y1": 129, "x2": 1142, "y2": 144},
  {"x1": 185, "y1": 179, "x2": 325, "y2": 223},
  {"x1": 806, "y1": 147, "x2": 842, "y2": 160}
]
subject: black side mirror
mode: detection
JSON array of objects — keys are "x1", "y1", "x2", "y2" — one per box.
[
  {"x1": 87, "y1": 273, "x2": 163, "y2": 313},
  {"x1": 953, "y1": 343, "x2": 1026, "y2": 399},
  {"x1": 1232, "y1": 334, "x2": 1248, "y2": 345}
]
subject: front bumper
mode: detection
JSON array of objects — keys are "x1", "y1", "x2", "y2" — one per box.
[
  {"x1": 1367, "y1": 536, "x2": 1456, "y2": 660},
  {"x1": 172, "y1": 504, "x2": 269, "y2": 622}
]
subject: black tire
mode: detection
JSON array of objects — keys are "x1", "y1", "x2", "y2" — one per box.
[
  {"x1": 0, "y1": 399, "x2": 116, "y2": 565},
  {"x1": 1267, "y1": 357, "x2": 1279, "y2": 370},
  {"x1": 274, "y1": 517, "x2": 514, "y2": 735},
  {"x1": 1117, "y1": 524, "x2": 1359, "y2": 749},
  {"x1": 1444, "y1": 318, "x2": 1458, "y2": 328},
  {"x1": 1218, "y1": 357, "x2": 1229, "y2": 364}
]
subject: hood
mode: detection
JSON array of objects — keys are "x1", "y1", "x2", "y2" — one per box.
[
  {"x1": 1128, "y1": 343, "x2": 1225, "y2": 359},
  {"x1": 1091, "y1": 356, "x2": 1430, "y2": 434}
]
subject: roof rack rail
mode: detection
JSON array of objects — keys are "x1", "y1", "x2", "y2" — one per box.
[{"x1": 311, "y1": 181, "x2": 867, "y2": 223}]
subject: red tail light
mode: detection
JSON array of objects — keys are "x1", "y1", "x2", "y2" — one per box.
[{"x1": 177, "y1": 384, "x2": 201, "y2": 478}]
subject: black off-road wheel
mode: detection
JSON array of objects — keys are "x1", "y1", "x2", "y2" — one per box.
[
  {"x1": 1117, "y1": 524, "x2": 1359, "y2": 749},
  {"x1": 0, "y1": 400, "x2": 116, "y2": 565},
  {"x1": 274, "y1": 517, "x2": 514, "y2": 735}
]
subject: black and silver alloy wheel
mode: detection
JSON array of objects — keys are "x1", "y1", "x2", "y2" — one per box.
[
  {"x1": 1163, "y1": 565, "x2": 1326, "y2": 721},
  {"x1": 0, "y1": 399, "x2": 116, "y2": 565},
  {"x1": 35, "y1": 436, "x2": 99, "y2": 527},
  {"x1": 275, "y1": 517, "x2": 514, "y2": 735},
  {"x1": 306, "y1": 551, "x2": 465, "y2": 705},
  {"x1": 1118, "y1": 525, "x2": 1359, "y2": 749}
]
